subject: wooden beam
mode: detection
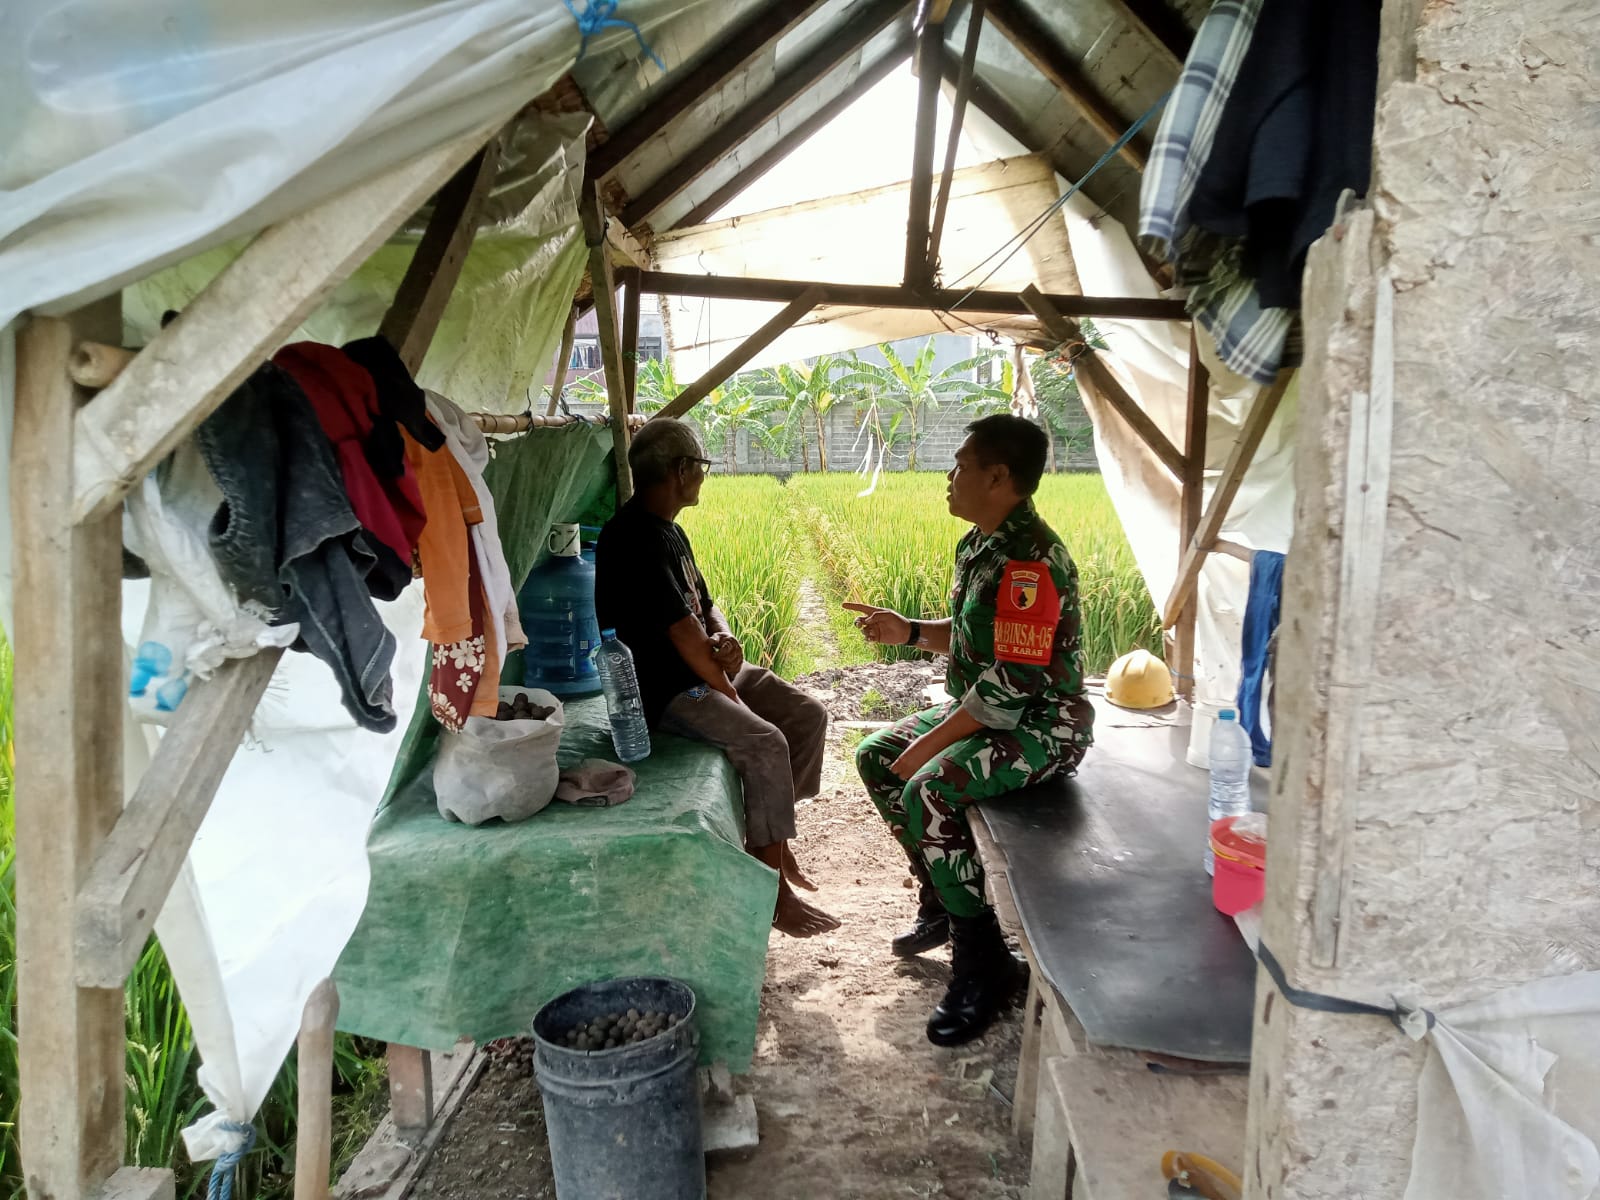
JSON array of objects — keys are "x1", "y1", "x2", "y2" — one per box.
[
  {"x1": 1020, "y1": 285, "x2": 1185, "y2": 476},
  {"x1": 71, "y1": 122, "x2": 501, "y2": 525},
  {"x1": 74, "y1": 650, "x2": 284, "y2": 987},
  {"x1": 1110, "y1": 0, "x2": 1192, "y2": 68},
  {"x1": 639, "y1": 270, "x2": 1187, "y2": 320},
  {"x1": 654, "y1": 287, "x2": 826, "y2": 420},
  {"x1": 379, "y1": 137, "x2": 503, "y2": 374},
  {"x1": 620, "y1": 267, "x2": 642, "y2": 413},
  {"x1": 581, "y1": 180, "x2": 635, "y2": 501},
  {"x1": 587, "y1": 0, "x2": 832, "y2": 177},
  {"x1": 1172, "y1": 324, "x2": 1208, "y2": 701},
  {"x1": 928, "y1": 0, "x2": 986, "y2": 280},
  {"x1": 13, "y1": 302, "x2": 128, "y2": 1200},
  {"x1": 294, "y1": 980, "x2": 340, "y2": 1200},
  {"x1": 984, "y1": 0, "x2": 1150, "y2": 170},
  {"x1": 904, "y1": 10, "x2": 946, "y2": 287},
  {"x1": 546, "y1": 305, "x2": 579, "y2": 416},
  {"x1": 673, "y1": 34, "x2": 914, "y2": 229},
  {"x1": 1162, "y1": 370, "x2": 1293, "y2": 628},
  {"x1": 621, "y1": 0, "x2": 910, "y2": 227}
]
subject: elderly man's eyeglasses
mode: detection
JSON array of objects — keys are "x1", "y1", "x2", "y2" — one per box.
[{"x1": 677, "y1": 456, "x2": 714, "y2": 476}]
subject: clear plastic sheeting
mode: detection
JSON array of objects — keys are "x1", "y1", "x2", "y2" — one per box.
[
  {"x1": 0, "y1": 0, "x2": 704, "y2": 328},
  {"x1": 1403, "y1": 972, "x2": 1600, "y2": 1200}
]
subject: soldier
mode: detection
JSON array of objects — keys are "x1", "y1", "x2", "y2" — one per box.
[{"x1": 847, "y1": 414, "x2": 1094, "y2": 1045}]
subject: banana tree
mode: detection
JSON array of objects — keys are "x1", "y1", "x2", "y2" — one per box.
[
  {"x1": 836, "y1": 340, "x2": 1011, "y2": 470},
  {"x1": 749, "y1": 354, "x2": 848, "y2": 472}
]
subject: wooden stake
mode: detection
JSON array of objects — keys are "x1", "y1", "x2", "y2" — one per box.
[
  {"x1": 72, "y1": 121, "x2": 502, "y2": 524},
  {"x1": 1173, "y1": 325, "x2": 1208, "y2": 701},
  {"x1": 620, "y1": 268, "x2": 642, "y2": 413},
  {"x1": 904, "y1": 9, "x2": 945, "y2": 288},
  {"x1": 388, "y1": 1045, "x2": 435, "y2": 1140},
  {"x1": 1020, "y1": 285, "x2": 1185, "y2": 476},
  {"x1": 654, "y1": 287, "x2": 827, "y2": 421},
  {"x1": 13, "y1": 301, "x2": 132, "y2": 1200},
  {"x1": 379, "y1": 136, "x2": 504, "y2": 375},
  {"x1": 546, "y1": 305, "x2": 578, "y2": 416},
  {"x1": 1162, "y1": 370, "x2": 1292, "y2": 629},
  {"x1": 928, "y1": 0, "x2": 986, "y2": 279},
  {"x1": 581, "y1": 180, "x2": 634, "y2": 500},
  {"x1": 294, "y1": 980, "x2": 340, "y2": 1200}
]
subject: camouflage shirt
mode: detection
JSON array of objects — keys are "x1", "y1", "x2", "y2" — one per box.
[{"x1": 947, "y1": 499, "x2": 1095, "y2": 750}]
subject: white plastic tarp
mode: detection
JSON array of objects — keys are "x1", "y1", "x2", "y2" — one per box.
[{"x1": 0, "y1": 0, "x2": 698, "y2": 1161}]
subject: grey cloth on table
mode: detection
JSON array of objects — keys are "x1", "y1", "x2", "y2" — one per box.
[{"x1": 554, "y1": 759, "x2": 637, "y2": 807}]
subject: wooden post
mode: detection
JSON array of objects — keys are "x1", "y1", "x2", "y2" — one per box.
[
  {"x1": 13, "y1": 299, "x2": 133, "y2": 1200},
  {"x1": 653, "y1": 287, "x2": 827, "y2": 421},
  {"x1": 1162, "y1": 370, "x2": 1291, "y2": 630},
  {"x1": 387, "y1": 1045, "x2": 435, "y2": 1141},
  {"x1": 1173, "y1": 325, "x2": 1208, "y2": 701},
  {"x1": 928, "y1": 0, "x2": 985, "y2": 279},
  {"x1": 546, "y1": 305, "x2": 578, "y2": 416},
  {"x1": 294, "y1": 980, "x2": 340, "y2": 1200},
  {"x1": 904, "y1": 3, "x2": 945, "y2": 288},
  {"x1": 580, "y1": 180, "x2": 634, "y2": 501},
  {"x1": 379, "y1": 137, "x2": 504, "y2": 375},
  {"x1": 620, "y1": 268, "x2": 642, "y2": 413}
]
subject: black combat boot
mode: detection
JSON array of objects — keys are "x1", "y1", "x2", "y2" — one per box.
[
  {"x1": 891, "y1": 857, "x2": 950, "y2": 957},
  {"x1": 925, "y1": 908, "x2": 1027, "y2": 1047}
]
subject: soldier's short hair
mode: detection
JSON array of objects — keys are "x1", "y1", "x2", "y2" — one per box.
[{"x1": 964, "y1": 414, "x2": 1048, "y2": 496}]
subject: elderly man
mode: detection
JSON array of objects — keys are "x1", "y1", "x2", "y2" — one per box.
[
  {"x1": 848, "y1": 414, "x2": 1095, "y2": 1045},
  {"x1": 594, "y1": 418, "x2": 838, "y2": 937}
]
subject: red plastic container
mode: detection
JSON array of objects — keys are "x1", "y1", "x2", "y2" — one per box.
[{"x1": 1209, "y1": 814, "x2": 1267, "y2": 915}]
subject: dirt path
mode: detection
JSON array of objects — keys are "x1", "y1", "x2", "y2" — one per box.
[{"x1": 410, "y1": 662, "x2": 1029, "y2": 1200}]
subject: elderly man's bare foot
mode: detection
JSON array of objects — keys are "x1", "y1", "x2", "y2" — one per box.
[
  {"x1": 782, "y1": 843, "x2": 819, "y2": 892},
  {"x1": 773, "y1": 889, "x2": 840, "y2": 938}
]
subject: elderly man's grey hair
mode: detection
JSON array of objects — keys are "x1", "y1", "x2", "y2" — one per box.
[{"x1": 628, "y1": 418, "x2": 706, "y2": 488}]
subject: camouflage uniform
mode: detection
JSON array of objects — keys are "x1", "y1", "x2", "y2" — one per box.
[{"x1": 855, "y1": 499, "x2": 1095, "y2": 917}]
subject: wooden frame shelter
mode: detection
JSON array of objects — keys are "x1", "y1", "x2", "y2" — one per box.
[{"x1": 9, "y1": 1, "x2": 1313, "y2": 1197}]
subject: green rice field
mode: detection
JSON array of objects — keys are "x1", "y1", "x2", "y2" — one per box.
[{"x1": 679, "y1": 472, "x2": 1161, "y2": 678}]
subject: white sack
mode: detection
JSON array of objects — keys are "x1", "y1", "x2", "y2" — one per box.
[{"x1": 435, "y1": 687, "x2": 565, "y2": 825}]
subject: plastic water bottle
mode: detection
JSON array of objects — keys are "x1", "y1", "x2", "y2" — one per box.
[
  {"x1": 594, "y1": 630, "x2": 651, "y2": 763},
  {"x1": 1205, "y1": 708, "x2": 1253, "y2": 876},
  {"x1": 519, "y1": 523, "x2": 602, "y2": 697}
]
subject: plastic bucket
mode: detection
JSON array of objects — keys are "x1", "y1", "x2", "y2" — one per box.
[
  {"x1": 1210, "y1": 814, "x2": 1267, "y2": 915},
  {"x1": 532, "y1": 977, "x2": 704, "y2": 1200}
]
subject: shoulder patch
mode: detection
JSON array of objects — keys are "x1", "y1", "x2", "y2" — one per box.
[{"x1": 994, "y1": 560, "x2": 1060, "y2": 664}]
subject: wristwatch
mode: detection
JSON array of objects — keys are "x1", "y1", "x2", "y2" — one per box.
[{"x1": 905, "y1": 620, "x2": 922, "y2": 647}]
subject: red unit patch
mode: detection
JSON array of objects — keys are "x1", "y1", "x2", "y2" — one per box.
[{"x1": 995, "y1": 560, "x2": 1059, "y2": 664}]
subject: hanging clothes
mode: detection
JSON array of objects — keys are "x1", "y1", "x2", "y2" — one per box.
[
  {"x1": 405, "y1": 428, "x2": 500, "y2": 730},
  {"x1": 273, "y1": 342, "x2": 426, "y2": 600},
  {"x1": 1236, "y1": 549, "x2": 1284, "y2": 768},
  {"x1": 1188, "y1": 0, "x2": 1382, "y2": 310},
  {"x1": 196, "y1": 362, "x2": 399, "y2": 733},
  {"x1": 342, "y1": 335, "x2": 447, "y2": 453},
  {"x1": 424, "y1": 390, "x2": 526, "y2": 661}
]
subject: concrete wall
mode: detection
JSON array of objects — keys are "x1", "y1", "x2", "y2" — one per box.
[{"x1": 1247, "y1": 5, "x2": 1600, "y2": 1197}]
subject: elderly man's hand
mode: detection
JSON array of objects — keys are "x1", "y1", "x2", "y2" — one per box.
[{"x1": 709, "y1": 633, "x2": 744, "y2": 679}]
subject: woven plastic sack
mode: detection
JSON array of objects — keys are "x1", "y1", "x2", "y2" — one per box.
[{"x1": 435, "y1": 687, "x2": 565, "y2": 825}]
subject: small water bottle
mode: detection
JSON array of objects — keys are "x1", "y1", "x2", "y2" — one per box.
[
  {"x1": 594, "y1": 629, "x2": 651, "y2": 763},
  {"x1": 1205, "y1": 708, "x2": 1253, "y2": 876}
]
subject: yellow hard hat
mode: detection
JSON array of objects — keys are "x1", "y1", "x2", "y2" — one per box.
[{"x1": 1106, "y1": 649, "x2": 1174, "y2": 709}]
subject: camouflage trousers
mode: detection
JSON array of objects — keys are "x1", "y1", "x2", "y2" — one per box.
[{"x1": 855, "y1": 703, "x2": 1088, "y2": 917}]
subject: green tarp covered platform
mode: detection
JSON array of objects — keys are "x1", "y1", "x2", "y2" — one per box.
[{"x1": 334, "y1": 695, "x2": 778, "y2": 1070}]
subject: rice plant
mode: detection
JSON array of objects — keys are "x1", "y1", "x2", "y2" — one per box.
[{"x1": 677, "y1": 475, "x2": 804, "y2": 678}]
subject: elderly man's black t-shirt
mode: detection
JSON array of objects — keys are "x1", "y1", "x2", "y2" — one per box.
[{"x1": 593, "y1": 497, "x2": 713, "y2": 726}]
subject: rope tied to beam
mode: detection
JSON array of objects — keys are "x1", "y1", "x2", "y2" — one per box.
[
  {"x1": 205, "y1": 1121, "x2": 257, "y2": 1200},
  {"x1": 564, "y1": 0, "x2": 665, "y2": 71}
]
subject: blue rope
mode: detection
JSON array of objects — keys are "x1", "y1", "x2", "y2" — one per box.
[
  {"x1": 206, "y1": 1122, "x2": 256, "y2": 1200},
  {"x1": 943, "y1": 88, "x2": 1173, "y2": 304},
  {"x1": 564, "y1": 0, "x2": 665, "y2": 72}
]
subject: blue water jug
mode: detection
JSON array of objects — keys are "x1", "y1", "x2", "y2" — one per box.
[{"x1": 519, "y1": 523, "x2": 602, "y2": 697}]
